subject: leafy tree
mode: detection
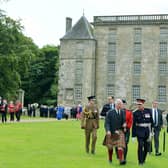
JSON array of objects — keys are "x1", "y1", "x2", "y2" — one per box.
[
  {"x1": 0, "y1": 11, "x2": 39, "y2": 99},
  {"x1": 22, "y1": 45, "x2": 59, "y2": 105}
]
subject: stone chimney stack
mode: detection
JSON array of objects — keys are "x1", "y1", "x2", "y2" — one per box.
[{"x1": 66, "y1": 17, "x2": 72, "y2": 33}]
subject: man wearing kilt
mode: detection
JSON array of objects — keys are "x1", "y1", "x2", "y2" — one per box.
[{"x1": 104, "y1": 99, "x2": 126, "y2": 165}]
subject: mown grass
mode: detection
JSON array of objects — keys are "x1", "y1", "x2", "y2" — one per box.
[{"x1": 0, "y1": 119, "x2": 167, "y2": 168}]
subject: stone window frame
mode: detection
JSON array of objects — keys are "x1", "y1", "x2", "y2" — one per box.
[
  {"x1": 159, "y1": 41, "x2": 167, "y2": 58},
  {"x1": 159, "y1": 62, "x2": 167, "y2": 75},
  {"x1": 108, "y1": 42, "x2": 116, "y2": 59},
  {"x1": 133, "y1": 62, "x2": 141, "y2": 74},
  {"x1": 74, "y1": 85, "x2": 82, "y2": 101},
  {"x1": 107, "y1": 62, "x2": 115, "y2": 74},
  {"x1": 158, "y1": 85, "x2": 167, "y2": 102},
  {"x1": 160, "y1": 27, "x2": 168, "y2": 41},
  {"x1": 75, "y1": 61, "x2": 83, "y2": 84},
  {"x1": 132, "y1": 85, "x2": 140, "y2": 101},
  {"x1": 134, "y1": 42, "x2": 141, "y2": 57},
  {"x1": 106, "y1": 84, "x2": 115, "y2": 97},
  {"x1": 134, "y1": 28, "x2": 142, "y2": 42}
]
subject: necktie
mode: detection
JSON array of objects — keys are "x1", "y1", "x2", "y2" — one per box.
[{"x1": 155, "y1": 109, "x2": 158, "y2": 126}]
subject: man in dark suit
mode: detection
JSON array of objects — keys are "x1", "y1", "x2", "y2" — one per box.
[
  {"x1": 104, "y1": 99, "x2": 126, "y2": 165},
  {"x1": 101, "y1": 96, "x2": 115, "y2": 117},
  {"x1": 151, "y1": 100, "x2": 163, "y2": 156}
]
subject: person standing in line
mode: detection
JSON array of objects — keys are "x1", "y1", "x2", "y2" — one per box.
[
  {"x1": 132, "y1": 98, "x2": 153, "y2": 166},
  {"x1": 15, "y1": 100, "x2": 22, "y2": 122},
  {"x1": 104, "y1": 99, "x2": 126, "y2": 165},
  {"x1": 81, "y1": 96, "x2": 99, "y2": 154},
  {"x1": 121, "y1": 99, "x2": 133, "y2": 163},
  {"x1": 101, "y1": 96, "x2": 115, "y2": 117},
  {"x1": 8, "y1": 101, "x2": 15, "y2": 121},
  {"x1": 1, "y1": 99, "x2": 8, "y2": 123},
  {"x1": 76, "y1": 103, "x2": 82, "y2": 120},
  {"x1": 150, "y1": 100, "x2": 163, "y2": 156}
]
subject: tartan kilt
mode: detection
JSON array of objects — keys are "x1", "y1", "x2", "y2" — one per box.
[{"x1": 103, "y1": 130, "x2": 125, "y2": 149}]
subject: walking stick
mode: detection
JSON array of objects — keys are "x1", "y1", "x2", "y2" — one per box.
[{"x1": 163, "y1": 129, "x2": 166, "y2": 152}]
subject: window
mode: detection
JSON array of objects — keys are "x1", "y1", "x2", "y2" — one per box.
[
  {"x1": 134, "y1": 28, "x2": 142, "y2": 42},
  {"x1": 76, "y1": 49, "x2": 84, "y2": 58},
  {"x1": 160, "y1": 27, "x2": 168, "y2": 41},
  {"x1": 74, "y1": 85, "x2": 82, "y2": 101},
  {"x1": 133, "y1": 62, "x2": 141, "y2": 74},
  {"x1": 109, "y1": 29, "x2": 117, "y2": 43},
  {"x1": 76, "y1": 42, "x2": 84, "y2": 59},
  {"x1": 132, "y1": 85, "x2": 140, "y2": 101},
  {"x1": 159, "y1": 62, "x2": 167, "y2": 74},
  {"x1": 107, "y1": 85, "x2": 115, "y2": 97},
  {"x1": 75, "y1": 61, "x2": 83, "y2": 84},
  {"x1": 160, "y1": 42, "x2": 167, "y2": 57},
  {"x1": 108, "y1": 43, "x2": 116, "y2": 58},
  {"x1": 134, "y1": 42, "x2": 141, "y2": 57},
  {"x1": 158, "y1": 86, "x2": 166, "y2": 102},
  {"x1": 107, "y1": 62, "x2": 115, "y2": 74}
]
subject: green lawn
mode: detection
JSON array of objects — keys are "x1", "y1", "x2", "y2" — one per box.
[{"x1": 0, "y1": 119, "x2": 167, "y2": 168}]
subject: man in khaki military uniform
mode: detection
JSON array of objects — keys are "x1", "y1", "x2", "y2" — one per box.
[{"x1": 81, "y1": 96, "x2": 99, "y2": 154}]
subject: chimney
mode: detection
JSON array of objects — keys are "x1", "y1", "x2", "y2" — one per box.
[{"x1": 66, "y1": 17, "x2": 72, "y2": 33}]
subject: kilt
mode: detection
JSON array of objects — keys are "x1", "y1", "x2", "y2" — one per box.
[{"x1": 103, "y1": 130, "x2": 125, "y2": 149}]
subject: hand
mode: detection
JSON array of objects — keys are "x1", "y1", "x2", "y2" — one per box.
[
  {"x1": 106, "y1": 131, "x2": 111, "y2": 135},
  {"x1": 132, "y1": 137, "x2": 136, "y2": 143},
  {"x1": 115, "y1": 130, "x2": 119, "y2": 134}
]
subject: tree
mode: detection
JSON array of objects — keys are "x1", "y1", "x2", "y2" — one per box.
[
  {"x1": 22, "y1": 45, "x2": 59, "y2": 105},
  {"x1": 0, "y1": 11, "x2": 39, "y2": 99}
]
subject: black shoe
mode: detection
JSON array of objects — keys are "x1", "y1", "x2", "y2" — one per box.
[
  {"x1": 109, "y1": 160, "x2": 112, "y2": 164},
  {"x1": 155, "y1": 152, "x2": 162, "y2": 156},
  {"x1": 91, "y1": 151, "x2": 95, "y2": 155},
  {"x1": 120, "y1": 160, "x2": 126, "y2": 165}
]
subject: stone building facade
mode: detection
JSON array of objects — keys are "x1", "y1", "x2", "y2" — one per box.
[{"x1": 58, "y1": 14, "x2": 168, "y2": 109}]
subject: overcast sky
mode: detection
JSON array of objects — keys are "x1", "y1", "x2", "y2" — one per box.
[{"x1": 1, "y1": 0, "x2": 168, "y2": 47}]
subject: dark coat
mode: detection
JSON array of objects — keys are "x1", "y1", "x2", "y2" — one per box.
[
  {"x1": 101, "y1": 103, "x2": 115, "y2": 117},
  {"x1": 150, "y1": 108, "x2": 163, "y2": 130},
  {"x1": 105, "y1": 109, "x2": 125, "y2": 134}
]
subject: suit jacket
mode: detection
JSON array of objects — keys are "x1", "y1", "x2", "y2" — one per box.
[
  {"x1": 150, "y1": 108, "x2": 163, "y2": 130},
  {"x1": 101, "y1": 103, "x2": 115, "y2": 117},
  {"x1": 105, "y1": 109, "x2": 125, "y2": 134}
]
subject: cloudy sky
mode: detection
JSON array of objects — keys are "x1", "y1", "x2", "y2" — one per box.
[{"x1": 1, "y1": 0, "x2": 168, "y2": 47}]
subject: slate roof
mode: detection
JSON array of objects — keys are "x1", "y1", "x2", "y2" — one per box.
[{"x1": 61, "y1": 16, "x2": 95, "y2": 40}]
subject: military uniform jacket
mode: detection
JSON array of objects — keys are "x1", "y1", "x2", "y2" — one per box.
[
  {"x1": 132, "y1": 108, "x2": 153, "y2": 138},
  {"x1": 81, "y1": 104, "x2": 99, "y2": 130}
]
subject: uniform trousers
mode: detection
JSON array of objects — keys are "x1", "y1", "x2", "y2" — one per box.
[
  {"x1": 85, "y1": 128, "x2": 97, "y2": 153},
  {"x1": 137, "y1": 137, "x2": 148, "y2": 164}
]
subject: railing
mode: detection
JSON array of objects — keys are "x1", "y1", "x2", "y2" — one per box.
[{"x1": 94, "y1": 14, "x2": 168, "y2": 24}]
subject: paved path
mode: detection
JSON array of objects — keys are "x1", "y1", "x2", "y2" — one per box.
[{"x1": 0, "y1": 118, "x2": 73, "y2": 124}]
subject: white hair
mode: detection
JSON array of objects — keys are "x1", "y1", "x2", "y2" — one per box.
[{"x1": 115, "y1": 98, "x2": 122, "y2": 105}]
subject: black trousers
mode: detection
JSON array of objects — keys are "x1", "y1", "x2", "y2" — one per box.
[
  {"x1": 1, "y1": 112, "x2": 7, "y2": 123},
  {"x1": 137, "y1": 137, "x2": 148, "y2": 164}
]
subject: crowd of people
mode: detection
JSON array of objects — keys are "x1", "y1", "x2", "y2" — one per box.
[
  {"x1": 0, "y1": 96, "x2": 22, "y2": 123},
  {"x1": 80, "y1": 95, "x2": 168, "y2": 166}
]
